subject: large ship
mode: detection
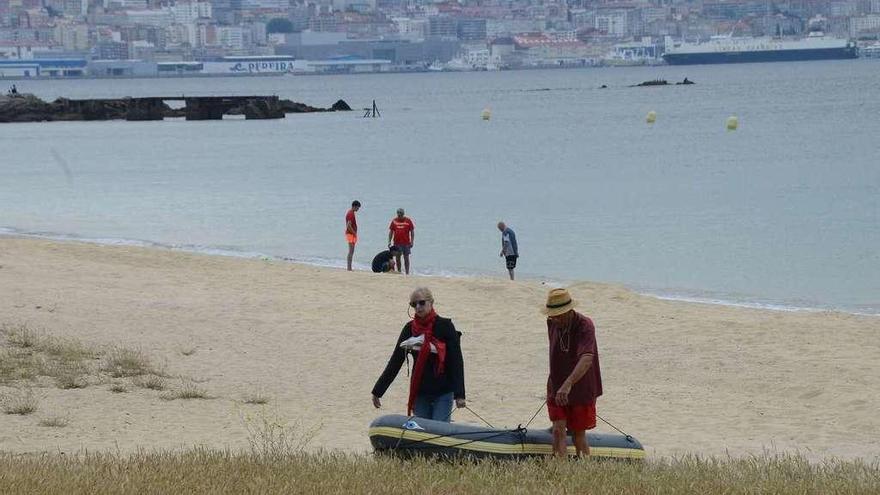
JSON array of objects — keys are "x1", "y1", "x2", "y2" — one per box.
[{"x1": 663, "y1": 31, "x2": 857, "y2": 65}]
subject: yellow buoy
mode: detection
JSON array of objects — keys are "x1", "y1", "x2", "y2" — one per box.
[
  {"x1": 481, "y1": 108, "x2": 491, "y2": 121},
  {"x1": 726, "y1": 116, "x2": 738, "y2": 131},
  {"x1": 646, "y1": 111, "x2": 656, "y2": 124}
]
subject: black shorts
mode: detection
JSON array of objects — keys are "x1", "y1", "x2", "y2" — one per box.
[{"x1": 505, "y1": 255, "x2": 518, "y2": 269}]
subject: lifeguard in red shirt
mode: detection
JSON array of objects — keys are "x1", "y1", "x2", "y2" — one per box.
[
  {"x1": 541, "y1": 287, "x2": 603, "y2": 457},
  {"x1": 388, "y1": 208, "x2": 415, "y2": 275},
  {"x1": 345, "y1": 200, "x2": 361, "y2": 271}
]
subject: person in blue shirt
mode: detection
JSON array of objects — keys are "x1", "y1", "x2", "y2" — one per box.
[{"x1": 497, "y1": 221, "x2": 519, "y2": 280}]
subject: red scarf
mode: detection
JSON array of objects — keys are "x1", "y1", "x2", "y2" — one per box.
[{"x1": 407, "y1": 309, "x2": 447, "y2": 415}]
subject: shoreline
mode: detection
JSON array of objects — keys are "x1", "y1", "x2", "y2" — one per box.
[
  {"x1": 1, "y1": 226, "x2": 875, "y2": 317},
  {"x1": 1, "y1": 236, "x2": 879, "y2": 460}
]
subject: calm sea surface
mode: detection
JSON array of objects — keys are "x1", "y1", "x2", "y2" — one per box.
[{"x1": 2, "y1": 61, "x2": 878, "y2": 314}]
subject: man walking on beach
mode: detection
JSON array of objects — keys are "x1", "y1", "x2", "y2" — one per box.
[
  {"x1": 388, "y1": 208, "x2": 414, "y2": 275},
  {"x1": 497, "y1": 221, "x2": 518, "y2": 280},
  {"x1": 542, "y1": 288, "x2": 602, "y2": 457},
  {"x1": 345, "y1": 200, "x2": 361, "y2": 271}
]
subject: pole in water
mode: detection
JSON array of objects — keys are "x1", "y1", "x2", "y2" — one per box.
[
  {"x1": 646, "y1": 110, "x2": 656, "y2": 124},
  {"x1": 726, "y1": 115, "x2": 738, "y2": 131}
]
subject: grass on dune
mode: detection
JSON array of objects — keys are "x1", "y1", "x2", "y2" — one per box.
[
  {"x1": 0, "y1": 450, "x2": 877, "y2": 495},
  {"x1": 1, "y1": 388, "x2": 39, "y2": 415},
  {"x1": 0, "y1": 322, "x2": 173, "y2": 393},
  {"x1": 0, "y1": 323, "x2": 98, "y2": 386}
]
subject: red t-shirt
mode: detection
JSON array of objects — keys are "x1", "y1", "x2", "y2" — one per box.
[
  {"x1": 389, "y1": 217, "x2": 414, "y2": 246},
  {"x1": 345, "y1": 209, "x2": 357, "y2": 234},
  {"x1": 547, "y1": 312, "x2": 602, "y2": 406}
]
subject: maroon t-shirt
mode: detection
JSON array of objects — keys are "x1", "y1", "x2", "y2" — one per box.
[{"x1": 547, "y1": 312, "x2": 602, "y2": 406}]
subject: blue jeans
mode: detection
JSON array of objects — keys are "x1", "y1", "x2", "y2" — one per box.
[{"x1": 413, "y1": 391, "x2": 454, "y2": 422}]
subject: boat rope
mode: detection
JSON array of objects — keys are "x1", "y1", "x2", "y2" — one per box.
[
  {"x1": 597, "y1": 414, "x2": 633, "y2": 442},
  {"x1": 464, "y1": 405, "x2": 494, "y2": 429},
  {"x1": 523, "y1": 400, "x2": 546, "y2": 429},
  {"x1": 522, "y1": 399, "x2": 635, "y2": 443},
  {"x1": 393, "y1": 415, "x2": 417, "y2": 450}
]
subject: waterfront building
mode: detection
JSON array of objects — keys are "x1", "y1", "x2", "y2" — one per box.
[
  {"x1": 0, "y1": 57, "x2": 86, "y2": 77},
  {"x1": 429, "y1": 15, "x2": 457, "y2": 38},
  {"x1": 457, "y1": 18, "x2": 487, "y2": 41},
  {"x1": 200, "y1": 54, "x2": 295, "y2": 73},
  {"x1": 88, "y1": 59, "x2": 157, "y2": 76},
  {"x1": 850, "y1": 14, "x2": 880, "y2": 36}
]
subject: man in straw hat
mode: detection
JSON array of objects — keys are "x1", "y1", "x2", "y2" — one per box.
[{"x1": 542, "y1": 287, "x2": 602, "y2": 457}]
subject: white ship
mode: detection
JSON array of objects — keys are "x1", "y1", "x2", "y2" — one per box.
[{"x1": 663, "y1": 31, "x2": 857, "y2": 65}]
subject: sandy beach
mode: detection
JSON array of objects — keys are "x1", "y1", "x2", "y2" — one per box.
[{"x1": 0, "y1": 236, "x2": 877, "y2": 461}]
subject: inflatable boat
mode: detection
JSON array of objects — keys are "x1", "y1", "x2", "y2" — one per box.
[{"x1": 369, "y1": 414, "x2": 645, "y2": 460}]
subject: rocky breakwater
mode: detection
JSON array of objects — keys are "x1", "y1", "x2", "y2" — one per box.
[{"x1": 0, "y1": 94, "x2": 352, "y2": 123}]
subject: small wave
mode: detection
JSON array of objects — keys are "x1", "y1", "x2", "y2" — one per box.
[{"x1": 638, "y1": 290, "x2": 879, "y2": 317}]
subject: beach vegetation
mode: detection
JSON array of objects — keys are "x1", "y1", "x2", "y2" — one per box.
[
  {"x1": 1, "y1": 388, "x2": 39, "y2": 415},
  {"x1": 38, "y1": 415, "x2": 70, "y2": 428},
  {"x1": 242, "y1": 387, "x2": 271, "y2": 405},
  {"x1": 0, "y1": 451, "x2": 876, "y2": 494},
  {"x1": 101, "y1": 348, "x2": 160, "y2": 378},
  {"x1": 1, "y1": 322, "x2": 210, "y2": 403},
  {"x1": 243, "y1": 393, "x2": 270, "y2": 405},
  {"x1": 109, "y1": 383, "x2": 128, "y2": 393},
  {"x1": 161, "y1": 382, "x2": 211, "y2": 400},
  {"x1": 54, "y1": 370, "x2": 89, "y2": 390},
  {"x1": 0, "y1": 323, "x2": 97, "y2": 386},
  {"x1": 3, "y1": 323, "x2": 40, "y2": 348},
  {"x1": 133, "y1": 374, "x2": 166, "y2": 391},
  {"x1": 241, "y1": 408, "x2": 320, "y2": 460}
]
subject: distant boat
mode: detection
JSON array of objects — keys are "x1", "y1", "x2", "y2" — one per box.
[
  {"x1": 861, "y1": 43, "x2": 880, "y2": 58},
  {"x1": 443, "y1": 58, "x2": 472, "y2": 71},
  {"x1": 663, "y1": 31, "x2": 858, "y2": 65}
]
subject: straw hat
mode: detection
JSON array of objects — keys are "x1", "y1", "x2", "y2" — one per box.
[{"x1": 540, "y1": 288, "x2": 578, "y2": 317}]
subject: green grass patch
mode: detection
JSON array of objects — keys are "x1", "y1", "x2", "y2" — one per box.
[{"x1": 0, "y1": 451, "x2": 876, "y2": 494}]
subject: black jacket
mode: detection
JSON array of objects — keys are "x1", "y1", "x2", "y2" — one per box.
[
  {"x1": 371, "y1": 317, "x2": 466, "y2": 400},
  {"x1": 371, "y1": 250, "x2": 394, "y2": 273}
]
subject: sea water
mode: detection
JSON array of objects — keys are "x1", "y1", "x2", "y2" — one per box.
[{"x1": 1, "y1": 61, "x2": 878, "y2": 314}]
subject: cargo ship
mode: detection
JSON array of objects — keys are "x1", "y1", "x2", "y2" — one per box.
[{"x1": 663, "y1": 31, "x2": 857, "y2": 65}]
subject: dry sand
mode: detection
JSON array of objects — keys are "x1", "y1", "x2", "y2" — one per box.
[{"x1": 0, "y1": 237, "x2": 878, "y2": 461}]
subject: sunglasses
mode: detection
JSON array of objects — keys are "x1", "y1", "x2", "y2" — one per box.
[{"x1": 409, "y1": 300, "x2": 430, "y2": 308}]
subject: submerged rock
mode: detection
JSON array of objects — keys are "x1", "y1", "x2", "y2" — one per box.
[
  {"x1": 331, "y1": 99, "x2": 352, "y2": 111},
  {"x1": 632, "y1": 79, "x2": 669, "y2": 87}
]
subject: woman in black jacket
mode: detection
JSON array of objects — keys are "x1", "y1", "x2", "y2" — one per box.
[{"x1": 371, "y1": 287, "x2": 466, "y2": 421}]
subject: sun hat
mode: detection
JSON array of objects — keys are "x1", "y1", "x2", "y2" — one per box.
[{"x1": 541, "y1": 288, "x2": 578, "y2": 317}]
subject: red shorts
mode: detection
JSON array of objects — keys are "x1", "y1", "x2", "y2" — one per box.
[
  {"x1": 547, "y1": 400, "x2": 597, "y2": 431},
  {"x1": 346, "y1": 233, "x2": 358, "y2": 244}
]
